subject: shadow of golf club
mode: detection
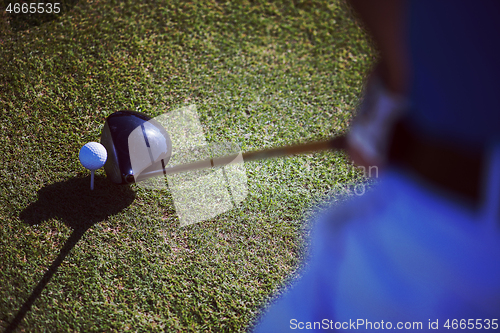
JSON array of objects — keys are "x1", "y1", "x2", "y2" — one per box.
[{"x1": 5, "y1": 175, "x2": 135, "y2": 333}]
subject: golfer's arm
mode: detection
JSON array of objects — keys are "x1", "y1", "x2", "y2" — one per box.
[{"x1": 348, "y1": 0, "x2": 410, "y2": 95}]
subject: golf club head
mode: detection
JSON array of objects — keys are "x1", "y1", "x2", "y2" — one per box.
[{"x1": 100, "y1": 110, "x2": 172, "y2": 184}]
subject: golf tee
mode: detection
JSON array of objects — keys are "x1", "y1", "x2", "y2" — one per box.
[{"x1": 91, "y1": 170, "x2": 95, "y2": 190}]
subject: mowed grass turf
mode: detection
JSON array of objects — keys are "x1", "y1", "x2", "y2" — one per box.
[{"x1": 0, "y1": 0, "x2": 376, "y2": 331}]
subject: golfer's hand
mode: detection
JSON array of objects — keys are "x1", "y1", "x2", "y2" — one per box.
[{"x1": 347, "y1": 71, "x2": 408, "y2": 172}]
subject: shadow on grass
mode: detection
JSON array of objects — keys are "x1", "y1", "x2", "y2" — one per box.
[
  {"x1": 20, "y1": 175, "x2": 135, "y2": 230},
  {"x1": 5, "y1": 175, "x2": 135, "y2": 333}
]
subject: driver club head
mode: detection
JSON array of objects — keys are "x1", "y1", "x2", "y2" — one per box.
[{"x1": 100, "y1": 110, "x2": 172, "y2": 184}]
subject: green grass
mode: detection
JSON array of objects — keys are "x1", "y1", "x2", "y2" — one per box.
[{"x1": 0, "y1": 0, "x2": 375, "y2": 331}]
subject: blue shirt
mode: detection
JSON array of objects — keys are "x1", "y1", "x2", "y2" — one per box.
[{"x1": 407, "y1": 0, "x2": 500, "y2": 148}]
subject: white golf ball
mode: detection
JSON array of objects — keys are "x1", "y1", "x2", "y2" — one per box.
[{"x1": 79, "y1": 142, "x2": 108, "y2": 170}]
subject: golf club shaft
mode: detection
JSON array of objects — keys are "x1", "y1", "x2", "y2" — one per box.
[{"x1": 137, "y1": 135, "x2": 347, "y2": 180}]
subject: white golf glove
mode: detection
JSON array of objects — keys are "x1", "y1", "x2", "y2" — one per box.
[{"x1": 348, "y1": 73, "x2": 408, "y2": 167}]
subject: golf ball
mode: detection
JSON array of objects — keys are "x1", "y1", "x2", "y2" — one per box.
[{"x1": 79, "y1": 142, "x2": 108, "y2": 170}]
